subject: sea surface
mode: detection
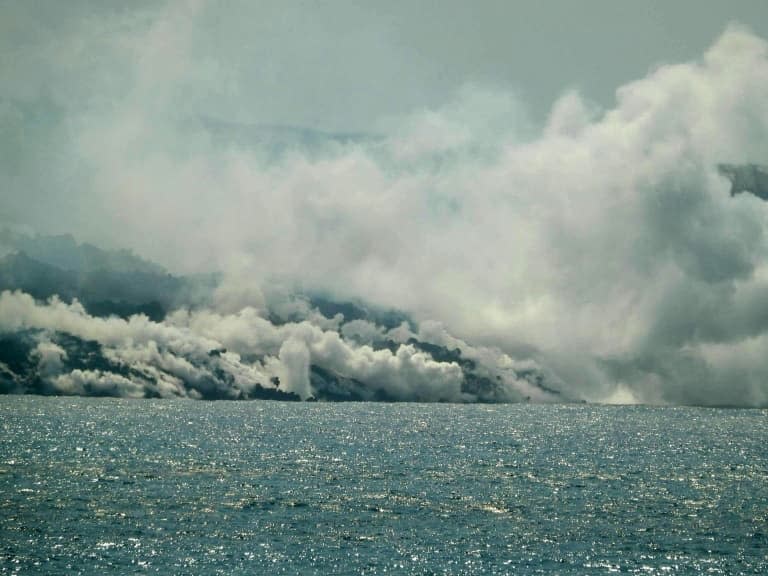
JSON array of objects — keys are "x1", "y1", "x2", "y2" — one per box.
[{"x1": 0, "y1": 397, "x2": 766, "y2": 575}]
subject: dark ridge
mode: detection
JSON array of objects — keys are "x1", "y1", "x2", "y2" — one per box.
[
  {"x1": 85, "y1": 300, "x2": 166, "y2": 322},
  {"x1": 309, "y1": 294, "x2": 412, "y2": 330},
  {"x1": 0, "y1": 251, "x2": 178, "y2": 317},
  {"x1": 0, "y1": 229, "x2": 222, "y2": 314},
  {"x1": 10, "y1": 233, "x2": 166, "y2": 275},
  {"x1": 0, "y1": 252, "x2": 79, "y2": 301}
]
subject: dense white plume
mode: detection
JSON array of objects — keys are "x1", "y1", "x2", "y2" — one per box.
[
  {"x1": 2, "y1": 3, "x2": 768, "y2": 406},
  {"x1": 0, "y1": 290, "x2": 553, "y2": 402}
]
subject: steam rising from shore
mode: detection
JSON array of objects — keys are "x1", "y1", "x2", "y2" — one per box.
[
  {"x1": 1, "y1": 290, "x2": 556, "y2": 402},
  {"x1": 2, "y1": 4, "x2": 768, "y2": 406}
]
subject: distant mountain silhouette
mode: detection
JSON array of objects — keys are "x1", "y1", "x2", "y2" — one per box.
[
  {"x1": 0, "y1": 231, "x2": 217, "y2": 320},
  {"x1": 1, "y1": 230, "x2": 165, "y2": 275}
]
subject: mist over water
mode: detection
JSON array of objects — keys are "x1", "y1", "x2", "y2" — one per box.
[{"x1": 2, "y1": 3, "x2": 768, "y2": 406}]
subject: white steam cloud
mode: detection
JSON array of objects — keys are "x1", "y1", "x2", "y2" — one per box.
[
  {"x1": 2, "y1": 3, "x2": 768, "y2": 407},
  {"x1": 1, "y1": 290, "x2": 547, "y2": 402}
]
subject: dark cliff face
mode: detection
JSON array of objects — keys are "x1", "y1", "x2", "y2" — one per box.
[{"x1": 718, "y1": 164, "x2": 768, "y2": 200}]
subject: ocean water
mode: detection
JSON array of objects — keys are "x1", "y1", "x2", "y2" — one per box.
[{"x1": 0, "y1": 397, "x2": 766, "y2": 575}]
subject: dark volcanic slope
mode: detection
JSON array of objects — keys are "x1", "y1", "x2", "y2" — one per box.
[{"x1": 0, "y1": 231, "x2": 564, "y2": 403}]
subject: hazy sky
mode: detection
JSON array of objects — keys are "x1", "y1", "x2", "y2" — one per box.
[
  {"x1": 3, "y1": 2, "x2": 768, "y2": 406},
  {"x1": 3, "y1": 1, "x2": 768, "y2": 131}
]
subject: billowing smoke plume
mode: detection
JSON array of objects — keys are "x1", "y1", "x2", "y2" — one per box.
[
  {"x1": 0, "y1": 290, "x2": 556, "y2": 402},
  {"x1": 2, "y1": 4, "x2": 768, "y2": 406}
]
